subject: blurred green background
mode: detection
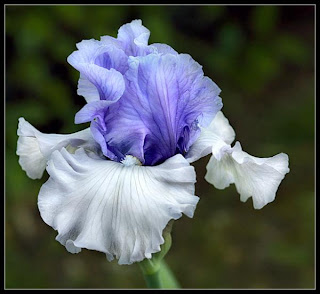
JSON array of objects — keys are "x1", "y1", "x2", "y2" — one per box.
[{"x1": 5, "y1": 5, "x2": 314, "y2": 289}]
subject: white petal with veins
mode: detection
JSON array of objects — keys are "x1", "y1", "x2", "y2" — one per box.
[
  {"x1": 207, "y1": 111, "x2": 236, "y2": 145},
  {"x1": 186, "y1": 111, "x2": 235, "y2": 163},
  {"x1": 38, "y1": 148, "x2": 199, "y2": 265},
  {"x1": 187, "y1": 111, "x2": 289, "y2": 209},
  {"x1": 205, "y1": 142, "x2": 289, "y2": 209},
  {"x1": 16, "y1": 118, "x2": 99, "y2": 179}
]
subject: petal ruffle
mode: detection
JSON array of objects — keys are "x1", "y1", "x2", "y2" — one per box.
[
  {"x1": 186, "y1": 111, "x2": 235, "y2": 163},
  {"x1": 73, "y1": 64, "x2": 125, "y2": 102},
  {"x1": 75, "y1": 100, "x2": 116, "y2": 124},
  {"x1": 68, "y1": 39, "x2": 129, "y2": 74},
  {"x1": 67, "y1": 39, "x2": 127, "y2": 103},
  {"x1": 186, "y1": 111, "x2": 289, "y2": 208},
  {"x1": 77, "y1": 74, "x2": 100, "y2": 103},
  {"x1": 100, "y1": 53, "x2": 222, "y2": 165},
  {"x1": 205, "y1": 142, "x2": 290, "y2": 209},
  {"x1": 68, "y1": 20, "x2": 223, "y2": 166},
  {"x1": 117, "y1": 19, "x2": 155, "y2": 56},
  {"x1": 38, "y1": 148, "x2": 199, "y2": 264},
  {"x1": 16, "y1": 118, "x2": 99, "y2": 179},
  {"x1": 205, "y1": 111, "x2": 236, "y2": 145},
  {"x1": 150, "y1": 43, "x2": 178, "y2": 55}
]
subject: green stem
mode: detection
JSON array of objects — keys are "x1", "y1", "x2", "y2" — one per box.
[
  {"x1": 158, "y1": 260, "x2": 180, "y2": 288},
  {"x1": 138, "y1": 221, "x2": 180, "y2": 289},
  {"x1": 139, "y1": 259, "x2": 180, "y2": 289},
  {"x1": 140, "y1": 263, "x2": 162, "y2": 288}
]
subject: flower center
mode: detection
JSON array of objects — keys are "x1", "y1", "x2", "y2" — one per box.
[{"x1": 121, "y1": 155, "x2": 142, "y2": 167}]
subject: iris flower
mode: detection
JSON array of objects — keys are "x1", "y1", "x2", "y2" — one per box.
[{"x1": 16, "y1": 20, "x2": 289, "y2": 266}]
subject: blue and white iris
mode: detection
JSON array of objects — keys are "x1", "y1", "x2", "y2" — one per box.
[{"x1": 16, "y1": 20, "x2": 289, "y2": 265}]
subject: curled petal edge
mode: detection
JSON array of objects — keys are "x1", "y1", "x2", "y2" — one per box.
[
  {"x1": 205, "y1": 141, "x2": 290, "y2": 209},
  {"x1": 186, "y1": 111, "x2": 235, "y2": 163},
  {"x1": 38, "y1": 148, "x2": 199, "y2": 264},
  {"x1": 186, "y1": 111, "x2": 289, "y2": 209},
  {"x1": 16, "y1": 118, "x2": 99, "y2": 179}
]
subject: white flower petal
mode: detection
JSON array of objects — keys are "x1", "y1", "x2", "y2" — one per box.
[
  {"x1": 205, "y1": 141, "x2": 290, "y2": 209},
  {"x1": 207, "y1": 111, "x2": 236, "y2": 145},
  {"x1": 38, "y1": 148, "x2": 199, "y2": 265},
  {"x1": 16, "y1": 133, "x2": 47, "y2": 180},
  {"x1": 16, "y1": 118, "x2": 98, "y2": 179},
  {"x1": 186, "y1": 111, "x2": 235, "y2": 163},
  {"x1": 187, "y1": 110, "x2": 289, "y2": 209}
]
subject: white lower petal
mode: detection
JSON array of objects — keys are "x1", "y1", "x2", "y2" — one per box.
[
  {"x1": 16, "y1": 118, "x2": 98, "y2": 179},
  {"x1": 38, "y1": 148, "x2": 199, "y2": 265},
  {"x1": 205, "y1": 141, "x2": 290, "y2": 209},
  {"x1": 186, "y1": 111, "x2": 235, "y2": 163}
]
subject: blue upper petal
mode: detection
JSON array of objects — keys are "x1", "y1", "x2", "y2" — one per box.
[
  {"x1": 67, "y1": 39, "x2": 127, "y2": 104},
  {"x1": 95, "y1": 53, "x2": 222, "y2": 165},
  {"x1": 116, "y1": 19, "x2": 156, "y2": 56},
  {"x1": 67, "y1": 20, "x2": 223, "y2": 166},
  {"x1": 67, "y1": 20, "x2": 156, "y2": 103}
]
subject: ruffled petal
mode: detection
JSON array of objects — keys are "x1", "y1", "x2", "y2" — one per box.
[
  {"x1": 70, "y1": 39, "x2": 104, "y2": 63},
  {"x1": 75, "y1": 100, "x2": 116, "y2": 124},
  {"x1": 68, "y1": 39, "x2": 128, "y2": 74},
  {"x1": 38, "y1": 148, "x2": 199, "y2": 264},
  {"x1": 67, "y1": 39, "x2": 127, "y2": 103},
  {"x1": 205, "y1": 141, "x2": 290, "y2": 209},
  {"x1": 74, "y1": 64, "x2": 125, "y2": 102},
  {"x1": 186, "y1": 111, "x2": 289, "y2": 209},
  {"x1": 186, "y1": 111, "x2": 235, "y2": 163},
  {"x1": 77, "y1": 74, "x2": 100, "y2": 103},
  {"x1": 100, "y1": 35, "x2": 122, "y2": 49},
  {"x1": 117, "y1": 19, "x2": 155, "y2": 56},
  {"x1": 16, "y1": 118, "x2": 99, "y2": 179},
  {"x1": 93, "y1": 45, "x2": 129, "y2": 75},
  {"x1": 73, "y1": 65, "x2": 125, "y2": 131},
  {"x1": 206, "y1": 111, "x2": 236, "y2": 145},
  {"x1": 151, "y1": 43, "x2": 178, "y2": 55},
  {"x1": 99, "y1": 53, "x2": 222, "y2": 165}
]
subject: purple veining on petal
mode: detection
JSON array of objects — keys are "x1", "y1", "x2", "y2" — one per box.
[
  {"x1": 93, "y1": 53, "x2": 222, "y2": 165},
  {"x1": 67, "y1": 20, "x2": 157, "y2": 103},
  {"x1": 117, "y1": 19, "x2": 155, "y2": 57},
  {"x1": 67, "y1": 20, "x2": 223, "y2": 166}
]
